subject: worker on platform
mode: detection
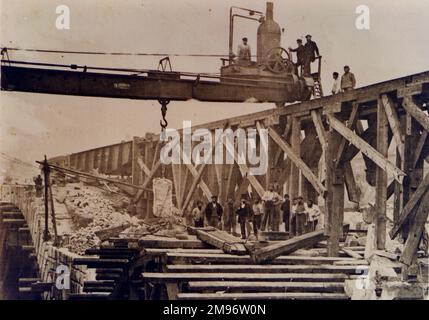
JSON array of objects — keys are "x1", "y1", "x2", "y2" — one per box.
[
  {"x1": 281, "y1": 194, "x2": 291, "y2": 232},
  {"x1": 236, "y1": 196, "x2": 252, "y2": 239},
  {"x1": 288, "y1": 39, "x2": 305, "y2": 76},
  {"x1": 307, "y1": 199, "x2": 321, "y2": 232},
  {"x1": 341, "y1": 66, "x2": 356, "y2": 91},
  {"x1": 236, "y1": 37, "x2": 252, "y2": 65},
  {"x1": 204, "y1": 195, "x2": 223, "y2": 228},
  {"x1": 223, "y1": 197, "x2": 236, "y2": 234},
  {"x1": 191, "y1": 201, "x2": 204, "y2": 228},
  {"x1": 303, "y1": 34, "x2": 320, "y2": 77},
  {"x1": 261, "y1": 184, "x2": 282, "y2": 231},
  {"x1": 291, "y1": 196, "x2": 308, "y2": 236},
  {"x1": 252, "y1": 197, "x2": 264, "y2": 238},
  {"x1": 331, "y1": 72, "x2": 341, "y2": 95},
  {"x1": 34, "y1": 174, "x2": 43, "y2": 197}
]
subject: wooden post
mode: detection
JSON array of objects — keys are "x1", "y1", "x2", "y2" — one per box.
[
  {"x1": 375, "y1": 97, "x2": 388, "y2": 250},
  {"x1": 289, "y1": 117, "x2": 301, "y2": 200},
  {"x1": 325, "y1": 128, "x2": 344, "y2": 257}
]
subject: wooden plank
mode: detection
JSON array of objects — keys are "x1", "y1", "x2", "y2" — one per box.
[
  {"x1": 389, "y1": 172, "x2": 429, "y2": 239},
  {"x1": 196, "y1": 229, "x2": 247, "y2": 255},
  {"x1": 177, "y1": 292, "x2": 348, "y2": 300},
  {"x1": 335, "y1": 102, "x2": 359, "y2": 166},
  {"x1": 184, "y1": 163, "x2": 213, "y2": 201},
  {"x1": 381, "y1": 94, "x2": 404, "y2": 159},
  {"x1": 413, "y1": 130, "x2": 428, "y2": 169},
  {"x1": 340, "y1": 248, "x2": 363, "y2": 259},
  {"x1": 138, "y1": 236, "x2": 209, "y2": 249},
  {"x1": 343, "y1": 162, "x2": 360, "y2": 203},
  {"x1": 166, "y1": 264, "x2": 368, "y2": 274},
  {"x1": 375, "y1": 97, "x2": 389, "y2": 250},
  {"x1": 182, "y1": 163, "x2": 210, "y2": 212},
  {"x1": 327, "y1": 114, "x2": 405, "y2": 182},
  {"x1": 165, "y1": 252, "x2": 364, "y2": 265},
  {"x1": 402, "y1": 96, "x2": 429, "y2": 132},
  {"x1": 311, "y1": 110, "x2": 327, "y2": 152},
  {"x1": 325, "y1": 130, "x2": 344, "y2": 257},
  {"x1": 142, "y1": 272, "x2": 349, "y2": 283},
  {"x1": 188, "y1": 281, "x2": 345, "y2": 293},
  {"x1": 268, "y1": 126, "x2": 326, "y2": 196},
  {"x1": 400, "y1": 190, "x2": 429, "y2": 265},
  {"x1": 137, "y1": 155, "x2": 151, "y2": 177},
  {"x1": 250, "y1": 230, "x2": 327, "y2": 263},
  {"x1": 223, "y1": 135, "x2": 266, "y2": 198},
  {"x1": 289, "y1": 117, "x2": 301, "y2": 200}
]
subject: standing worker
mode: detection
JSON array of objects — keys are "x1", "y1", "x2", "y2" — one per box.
[
  {"x1": 331, "y1": 72, "x2": 341, "y2": 94},
  {"x1": 341, "y1": 66, "x2": 356, "y2": 91},
  {"x1": 236, "y1": 197, "x2": 252, "y2": 239},
  {"x1": 261, "y1": 184, "x2": 281, "y2": 231},
  {"x1": 307, "y1": 200, "x2": 321, "y2": 231},
  {"x1": 289, "y1": 39, "x2": 305, "y2": 76},
  {"x1": 204, "y1": 195, "x2": 223, "y2": 228},
  {"x1": 224, "y1": 197, "x2": 236, "y2": 234},
  {"x1": 191, "y1": 201, "x2": 204, "y2": 228},
  {"x1": 236, "y1": 37, "x2": 252, "y2": 65},
  {"x1": 252, "y1": 198, "x2": 264, "y2": 238},
  {"x1": 303, "y1": 34, "x2": 320, "y2": 76},
  {"x1": 281, "y1": 194, "x2": 291, "y2": 232},
  {"x1": 292, "y1": 196, "x2": 308, "y2": 236}
]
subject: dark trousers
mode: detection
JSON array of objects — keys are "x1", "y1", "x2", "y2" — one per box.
[
  {"x1": 253, "y1": 215, "x2": 262, "y2": 236},
  {"x1": 262, "y1": 202, "x2": 275, "y2": 231},
  {"x1": 296, "y1": 213, "x2": 306, "y2": 236},
  {"x1": 194, "y1": 218, "x2": 204, "y2": 228},
  {"x1": 208, "y1": 215, "x2": 220, "y2": 228},
  {"x1": 283, "y1": 211, "x2": 290, "y2": 232},
  {"x1": 239, "y1": 220, "x2": 247, "y2": 239},
  {"x1": 303, "y1": 59, "x2": 311, "y2": 76}
]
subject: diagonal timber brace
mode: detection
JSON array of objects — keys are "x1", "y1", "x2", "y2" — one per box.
[{"x1": 327, "y1": 114, "x2": 405, "y2": 183}]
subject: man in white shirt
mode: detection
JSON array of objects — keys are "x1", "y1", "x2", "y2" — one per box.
[
  {"x1": 261, "y1": 184, "x2": 281, "y2": 231},
  {"x1": 236, "y1": 37, "x2": 252, "y2": 65},
  {"x1": 331, "y1": 72, "x2": 340, "y2": 95},
  {"x1": 291, "y1": 196, "x2": 308, "y2": 236},
  {"x1": 306, "y1": 199, "x2": 321, "y2": 231}
]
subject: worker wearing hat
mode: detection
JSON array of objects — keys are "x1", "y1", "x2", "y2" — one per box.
[
  {"x1": 291, "y1": 196, "x2": 308, "y2": 236},
  {"x1": 288, "y1": 39, "x2": 305, "y2": 76},
  {"x1": 204, "y1": 195, "x2": 223, "y2": 228},
  {"x1": 303, "y1": 34, "x2": 320, "y2": 76},
  {"x1": 237, "y1": 37, "x2": 252, "y2": 65}
]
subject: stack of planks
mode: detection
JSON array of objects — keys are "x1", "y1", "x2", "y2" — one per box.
[{"x1": 138, "y1": 234, "x2": 369, "y2": 300}]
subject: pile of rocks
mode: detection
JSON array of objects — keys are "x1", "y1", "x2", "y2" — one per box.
[{"x1": 55, "y1": 183, "x2": 140, "y2": 254}]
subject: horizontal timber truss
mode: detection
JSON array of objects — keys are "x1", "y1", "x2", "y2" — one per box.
[{"x1": 51, "y1": 71, "x2": 429, "y2": 262}]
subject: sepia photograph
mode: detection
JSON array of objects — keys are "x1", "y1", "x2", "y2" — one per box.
[{"x1": 0, "y1": 0, "x2": 428, "y2": 304}]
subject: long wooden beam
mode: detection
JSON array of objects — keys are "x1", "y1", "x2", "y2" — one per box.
[
  {"x1": 381, "y1": 94, "x2": 404, "y2": 159},
  {"x1": 335, "y1": 102, "x2": 359, "y2": 167},
  {"x1": 400, "y1": 190, "x2": 429, "y2": 265},
  {"x1": 389, "y1": 172, "x2": 429, "y2": 239},
  {"x1": 267, "y1": 126, "x2": 326, "y2": 196},
  {"x1": 402, "y1": 96, "x2": 429, "y2": 132},
  {"x1": 311, "y1": 110, "x2": 327, "y2": 152},
  {"x1": 223, "y1": 135, "x2": 266, "y2": 198},
  {"x1": 327, "y1": 114, "x2": 405, "y2": 183}
]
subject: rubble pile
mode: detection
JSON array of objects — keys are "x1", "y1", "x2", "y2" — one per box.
[{"x1": 54, "y1": 182, "x2": 141, "y2": 254}]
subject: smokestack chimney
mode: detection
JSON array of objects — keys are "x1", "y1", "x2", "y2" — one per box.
[{"x1": 266, "y1": 2, "x2": 274, "y2": 20}]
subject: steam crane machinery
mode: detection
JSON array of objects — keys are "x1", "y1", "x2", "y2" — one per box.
[{"x1": 1, "y1": 2, "x2": 322, "y2": 129}]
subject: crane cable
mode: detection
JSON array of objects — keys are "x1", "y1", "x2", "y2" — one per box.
[{"x1": 0, "y1": 46, "x2": 235, "y2": 58}]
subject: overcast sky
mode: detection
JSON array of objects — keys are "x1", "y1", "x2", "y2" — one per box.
[{"x1": 1, "y1": 0, "x2": 429, "y2": 178}]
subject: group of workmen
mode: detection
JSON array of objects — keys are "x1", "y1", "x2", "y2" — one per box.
[
  {"x1": 235, "y1": 34, "x2": 357, "y2": 93},
  {"x1": 187, "y1": 184, "x2": 322, "y2": 240}
]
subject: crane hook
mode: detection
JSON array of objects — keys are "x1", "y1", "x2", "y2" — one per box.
[{"x1": 158, "y1": 99, "x2": 170, "y2": 131}]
